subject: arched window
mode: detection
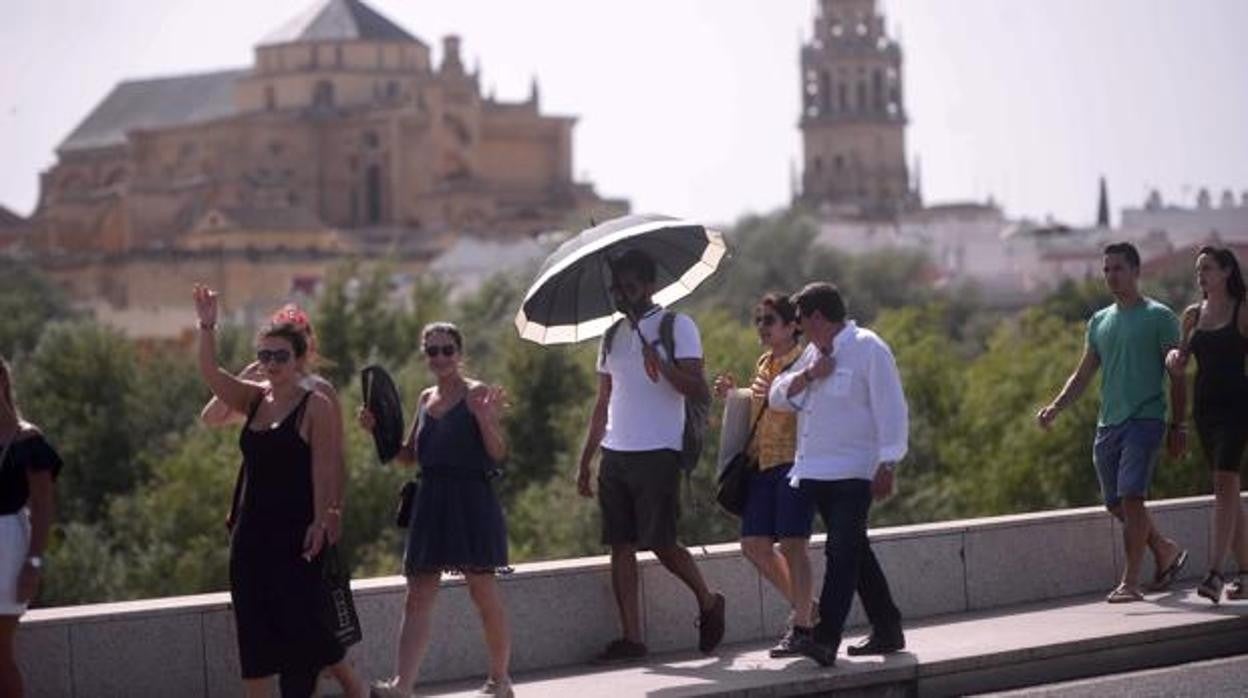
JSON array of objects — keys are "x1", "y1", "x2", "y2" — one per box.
[
  {"x1": 313, "y1": 81, "x2": 335, "y2": 109},
  {"x1": 819, "y1": 71, "x2": 832, "y2": 114},
  {"x1": 365, "y1": 165, "x2": 382, "y2": 224}
]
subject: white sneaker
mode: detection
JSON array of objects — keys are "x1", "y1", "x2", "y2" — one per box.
[
  {"x1": 475, "y1": 677, "x2": 514, "y2": 698},
  {"x1": 369, "y1": 678, "x2": 410, "y2": 698}
]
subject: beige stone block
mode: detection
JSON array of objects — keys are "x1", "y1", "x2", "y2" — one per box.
[
  {"x1": 965, "y1": 514, "x2": 1116, "y2": 610},
  {"x1": 641, "y1": 551, "x2": 763, "y2": 655},
  {"x1": 69, "y1": 611, "x2": 207, "y2": 697},
  {"x1": 15, "y1": 621, "x2": 73, "y2": 698}
]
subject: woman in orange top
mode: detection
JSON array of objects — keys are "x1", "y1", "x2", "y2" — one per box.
[{"x1": 714, "y1": 292, "x2": 815, "y2": 658}]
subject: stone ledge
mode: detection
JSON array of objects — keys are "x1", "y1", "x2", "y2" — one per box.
[{"x1": 419, "y1": 589, "x2": 1248, "y2": 697}]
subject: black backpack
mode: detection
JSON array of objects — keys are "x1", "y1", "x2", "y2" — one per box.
[{"x1": 602, "y1": 311, "x2": 710, "y2": 472}]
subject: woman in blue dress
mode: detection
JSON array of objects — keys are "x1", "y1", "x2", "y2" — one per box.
[{"x1": 361, "y1": 322, "x2": 512, "y2": 698}]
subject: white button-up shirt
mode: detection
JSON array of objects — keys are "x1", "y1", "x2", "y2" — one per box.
[{"x1": 769, "y1": 321, "x2": 909, "y2": 484}]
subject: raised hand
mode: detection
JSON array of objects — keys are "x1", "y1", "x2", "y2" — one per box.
[
  {"x1": 640, "y1": 340, "x2": 662, "y2": 383},
  {"x1": 357, "y1": 407, "x2": 377, "y2": 433},
  {"x1": 713, "y1": 372, "x2": 737, "y2": 399},
  {"x1": 192, "y1": 284, "x2": 219, "y2": 327},
  {"x1": 467, "y1": 384, "x2": 508, "y2": 421}
]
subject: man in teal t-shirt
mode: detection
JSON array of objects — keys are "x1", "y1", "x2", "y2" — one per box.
[{"x1": 1037, "y1": 242, "x2": 1188, "y2": 603}]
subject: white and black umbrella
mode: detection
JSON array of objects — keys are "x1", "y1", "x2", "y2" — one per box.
[{"x1": 514, "y1": 213, "x2": 728, "y2": 345}]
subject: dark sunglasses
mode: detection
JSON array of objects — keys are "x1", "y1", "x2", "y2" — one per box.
[
  {"x1": 256, "y1": 349, "x2": 292, "y2": 365},
  {"x1": 754, "y1": 314, "x2": 779, "y2": 327},
  {"x1": 424, "y1": 344, "x2": 458, "y2": 358}
]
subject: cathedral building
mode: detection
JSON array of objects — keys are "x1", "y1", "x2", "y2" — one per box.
[
  {"x1": 31, "y1": 0, "x2": 625, "y2": 256},
  {"x1": 798, "y1": 0, "x2": 919, "y2": 219}
]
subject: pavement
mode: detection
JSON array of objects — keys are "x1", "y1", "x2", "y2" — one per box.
[{"x1": 418, "y1": 586, "x2": 1248, "y2": 697}]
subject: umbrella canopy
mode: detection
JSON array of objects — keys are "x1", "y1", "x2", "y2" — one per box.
[
  {"x1": 514, "y1": 213, "x2": 727, "y2": 345},
  {"x1": 360, "y1": 364, "x2": 405, "y2": 464}
]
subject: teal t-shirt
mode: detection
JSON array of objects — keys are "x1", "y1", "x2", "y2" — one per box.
[{"x1": 1086, "y1": 297, "x2": 1180, "y2": 426}]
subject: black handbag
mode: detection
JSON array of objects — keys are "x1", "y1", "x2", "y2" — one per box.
[
  {"x1": 716, "y1": 406, "x2": 767, "y2": 517},
  {"x1": 394, "y1": 479, "x2": 417, "y2": 528},
  {"x1": 319, "y1": 545, "x2": 362, "y2": 647},
  {"x1": 716, "y1": 355, "x2": 800, "y2": 517}
]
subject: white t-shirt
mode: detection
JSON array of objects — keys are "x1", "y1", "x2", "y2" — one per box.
[{"x1": 597, "y1": 308, "x2": 702, "y2": 452}]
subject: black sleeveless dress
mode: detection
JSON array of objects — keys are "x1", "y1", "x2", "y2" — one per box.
[
  {"x1": 404, "y1": 399, "x2": 508, "y2": 574},
  {"x1": 1189, "y1": 299, "x2": 1248, "y2": 472},
  {"x1": 230, "y1": 391, "x2": 344, "y2": 689}
]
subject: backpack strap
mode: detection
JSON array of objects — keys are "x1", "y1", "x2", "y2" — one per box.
[
  {"x1": 659, "y1": 311, "x2": 677, "y2": 361},
  {"x1": 600, "y1": 317, "x2": 626, "y2": 362}
]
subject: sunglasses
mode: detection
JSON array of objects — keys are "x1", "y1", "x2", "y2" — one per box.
[
  {"x1": 754, "y1": 314, "x2": 779, "y2": 327},
  {"x1": 424, "y1": 344, "x2": 458, "y2": 358},
  {"x1": 256, "y1": 349, "x2": 293, "y2": 365}
]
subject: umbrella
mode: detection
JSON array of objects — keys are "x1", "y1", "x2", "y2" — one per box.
[
  {"x1": 514, "y1": 213, "x2": 728, "y2": 345},
  {"x1": 360, "y1": 364, "x2": 405, "y2": 464}
]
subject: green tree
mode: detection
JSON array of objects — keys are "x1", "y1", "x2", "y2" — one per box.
[
  {"x1": 0, "y1": 260, "x2": 73, "y2": 357},
  {"x1": 16, "y1": 322, "x2": 140, "y2": 520}
]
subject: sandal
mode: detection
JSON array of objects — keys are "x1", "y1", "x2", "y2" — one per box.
[
  {"x1": 1197, "y1": 570, "x2": 1224, "y2": 604},
  {"x1": 1106, "y1": 585, "x2": 1144, "y2": 603},
  {"x1": 1227, "y1": 572, "x2": 1247, "y2": 601},
  {"x1": 1146, "y1": 548, "x2": 1189, "y2": 591}
]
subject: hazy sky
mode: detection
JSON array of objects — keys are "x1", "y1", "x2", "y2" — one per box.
[{"x1": 2, "y1": 0, "x2": 1245, "y2": 227}]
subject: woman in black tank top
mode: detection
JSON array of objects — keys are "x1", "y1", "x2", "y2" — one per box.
[
  {"x1": 193, "y1": 286, "x2": 363, "y2": 698},
  {"x1": 1167, "y1": 247, "x2": 1248, "y2": 604}
]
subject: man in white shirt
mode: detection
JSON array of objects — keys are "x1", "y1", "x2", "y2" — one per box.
[
  {"x1": 576, "y1": 249, "x2": 725, "y2": 662},
  {"x1": 769, "y1": 282, "x2": 907, "y2": 667}
]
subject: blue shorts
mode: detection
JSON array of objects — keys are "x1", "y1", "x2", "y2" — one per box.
[
  {"x1": 740, "y1": 463, "x2": 815, "y2": 540},
  {"x1": 1093, "y1": 418, "x2": 1165, "y2": 508}
]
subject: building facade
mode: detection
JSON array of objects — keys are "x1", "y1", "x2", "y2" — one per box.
[
  {"x1": 798, "y1": 0, "x2": 919, "y2": 219},
  {"x1": 31, "y1": 0, "x2": 625, "y2": 256}
]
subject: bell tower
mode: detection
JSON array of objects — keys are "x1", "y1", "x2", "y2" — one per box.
[{"x1": 799, "y1": 0, "x2": 917, "y2": 219}]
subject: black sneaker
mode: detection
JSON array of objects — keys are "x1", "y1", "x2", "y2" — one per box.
[
  {"x1": 788, "y1": 627, "x2": 836, "y2": 667},
  {"x1": 697, "y1": 592, "x2": 726, "y2": 654},
  {"x1": 845, "y1": 627, "x2": 905, "y2": 656},
  {"x1": 1197, "y1": 571, "x2": 1224, "y2": 604},
  {"x1": 768, "y1": 628, "x2": 800, "y2": 658},
  {"x1": 591, "y1": 638, "x2": 648, "y2": 664}
]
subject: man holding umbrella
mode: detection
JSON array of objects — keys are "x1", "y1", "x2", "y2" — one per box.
[{"x1": 576, "y1": 248, "x2": 726, "y2": 661}]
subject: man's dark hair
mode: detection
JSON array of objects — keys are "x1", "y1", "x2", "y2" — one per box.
[
  {"x1": 791, "y1": 282, "x2": 846, "y2": 323},
  {"x1": 609, "y1": 248, "x2": 658, "y2": 284},
  {"x1": 1104, "y1": 242, "x2": 1141, "y2": 270}
]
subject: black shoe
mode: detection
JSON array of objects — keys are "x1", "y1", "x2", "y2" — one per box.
[
  {"x1": 788, "y1": 627, "x2": 836, "y2": 667},
  {"x1": 768, "y1": 628, "x2": 800, "y2": 658},
  {"x1": 1197, "y1": 571, "x2": 1224, "y2": 604},
  {"x1": 697, "y1": 592, "x2": 726, "y2": 654},
  {"x1": 591, "y1": 638, "x2": 648, "y2": 664},
  {"x1": 846, "y1": 628, "x2": 905, "y2": 656}
]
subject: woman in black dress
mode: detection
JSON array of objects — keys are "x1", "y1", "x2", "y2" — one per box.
[
  {"x1": 1167, "y1": 246, "x2": 1248, "y2": 603},
  {"x1": 193, "y1": 285, "x2": 362, "y2": 697},
  {"x1": 360, "y1": 322, "x2": 513, "y2": 698},
  {"x1": 0, "y1": 355, "x2": 62, "y2": 698}
]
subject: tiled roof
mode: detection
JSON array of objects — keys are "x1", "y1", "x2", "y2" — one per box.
[
  {"x1": 261, "y1": 0, "x2": 420, "y2": 46},
  {"x1": 58, "y1": 69, "x2": 246, "y2": 154}
]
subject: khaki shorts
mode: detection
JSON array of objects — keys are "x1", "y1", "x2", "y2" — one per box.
[{"x1": 598, "y1": 448, "x2": 681, "y2": 550}]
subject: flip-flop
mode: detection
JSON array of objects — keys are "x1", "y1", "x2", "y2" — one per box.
[
  {"x1": 1147, "y1": 549, "x2": 1189, "y2": 591},
  {"x1": 1106, "y1": 586, "x2": 1144, "y2": 603}
]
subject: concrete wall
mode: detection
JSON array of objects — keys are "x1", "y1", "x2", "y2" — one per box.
[{"x1": 16, "y1": 495, "x2": 1219, "y2": 696}]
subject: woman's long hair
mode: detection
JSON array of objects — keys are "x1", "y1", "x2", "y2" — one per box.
[
  {"x1": 1200, "y1": 246, "x2": 1247, "y2": 302},
  {"x1": 0, "y1": 355, "x2": 21, "y2": 422}
]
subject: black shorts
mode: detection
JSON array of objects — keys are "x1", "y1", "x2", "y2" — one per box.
[{"x1": 598, "y1": 448, "x2": 682, "y2": 550}]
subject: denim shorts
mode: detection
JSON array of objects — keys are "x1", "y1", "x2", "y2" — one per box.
[
  {"x1": 1093, "y1": 418, "x2": 1165, "y2": 507},
  {"x1": 740, "y1": 463, "x2": 815, "y2": 540}
]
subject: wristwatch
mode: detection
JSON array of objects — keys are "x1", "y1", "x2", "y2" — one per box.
[{"x1": 26, "y1": 555, "x2": 44, "y2": 570}]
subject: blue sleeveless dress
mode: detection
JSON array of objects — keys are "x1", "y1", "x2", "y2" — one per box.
[{"x1": 404, "y1": 399, "x2": 509, "y2": 574}]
